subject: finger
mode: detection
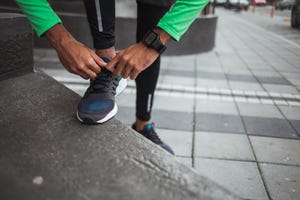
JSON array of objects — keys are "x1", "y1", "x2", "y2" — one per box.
[
  {"x1": 87, "y1": 56, "x2": 101, "y2": 74},
  {"x1": 129, "y1": 69, "x2": 140, "y2": 80},
  {"x1": 114, "y1": 56, "x2": 128, "y2": 76},
  {"x1": 122, "y1": 64, "x2": 133, "y2": 79},
  {"x1": 90, "y1": 51, "x2": 107, "y2": 67},
  {"x1": 106, "y1": 56, "x2": 119, "y2": 72},
  {"x1": 114, "y1": 63, "x2": 124, "y2": 76},
  {"x1": 73, "y1": 69, "x2": 89, "y2": 80},
  {"x1": 77, "y1": 65, "x2": 97, "y2": 79},
  {"x1": 83, "y1": 68, "x2": 98, "y2": 79}
]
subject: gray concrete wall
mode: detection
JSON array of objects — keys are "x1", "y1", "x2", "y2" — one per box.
[{"x1": 0, "y1": 13, "x2": 33, "y2": 81}]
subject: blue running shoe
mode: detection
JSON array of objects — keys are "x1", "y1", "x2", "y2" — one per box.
[
  {"x1": 132, "y1": 123, "x2": 175, "y2": 155},
  {"x1": 77, "y1": 57, "x2": 126, "y2": 124}
]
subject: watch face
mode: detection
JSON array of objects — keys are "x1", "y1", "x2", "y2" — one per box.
[{"x1": 145, "y1": 32, "x2": 157, "y2": 45}]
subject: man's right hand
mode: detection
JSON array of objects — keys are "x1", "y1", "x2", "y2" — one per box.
[{"x1": 44, "y1": 24, "x2": 106, "y2": 79}]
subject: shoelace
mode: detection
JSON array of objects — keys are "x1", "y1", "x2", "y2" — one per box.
[{"x1": 88, "y1": 69, "x2": 118, "y2": 95}]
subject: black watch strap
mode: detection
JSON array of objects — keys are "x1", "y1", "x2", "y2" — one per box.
[{"x1": 143, "y1": 30, "x2": 166, "y2": 54}]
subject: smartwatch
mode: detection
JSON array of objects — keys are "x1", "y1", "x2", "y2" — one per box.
[{"x1": 143, "y1": 30, "x2": 167, "y2": 54}]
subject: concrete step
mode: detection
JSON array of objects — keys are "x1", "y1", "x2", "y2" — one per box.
[{"x1": 0, "y1": 72, "x2": 240, "y2": 200}]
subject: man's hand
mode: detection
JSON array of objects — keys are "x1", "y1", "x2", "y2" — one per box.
[
  {"x1": 45, "y1": 24, "x2": 106, "y2": 79},
  {"x1": 106, "y1": 28, "x2": 171, "y2": 80},
  {"x1": 106, "y1": 42, "x2": 159, "y2": 80}
]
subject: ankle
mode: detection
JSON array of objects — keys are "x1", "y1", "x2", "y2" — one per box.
[{"x1": 134, "y1": 119, "x2": 151, "y2": 131}]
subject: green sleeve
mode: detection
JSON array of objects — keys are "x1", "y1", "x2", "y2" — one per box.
[
  {"x1": 15, "y1": 0, "x2": 62, "y2": 37},
  {"x1": 157, "y1": 0, "x2": 210, "y2": 41}
]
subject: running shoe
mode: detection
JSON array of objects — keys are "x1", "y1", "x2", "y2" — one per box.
[
  {"x1": 77, "y1": 57, "x2": 126, "y2": 124},
  {"x1": 132, "y1": 123, "x2": 175, "y2": 155}
]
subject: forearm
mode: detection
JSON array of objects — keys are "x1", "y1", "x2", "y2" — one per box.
[
  {"x1": 157, "y1": 0, "x2": 210, "y2": 41},
  {"x1": 44, "y1": 24, "x2": 76, "y2": 50},
  {"x1": 15, "y1": 0, "x2": 62, "y2": 36}
]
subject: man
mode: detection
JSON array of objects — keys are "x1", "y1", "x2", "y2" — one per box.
[{"x1": 16, "y1": 0, "x2": 209, "y2": 155}]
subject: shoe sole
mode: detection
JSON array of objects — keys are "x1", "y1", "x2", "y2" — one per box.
[{"x1": 76, "y1": 103, "x2": 118, "y2": 124}]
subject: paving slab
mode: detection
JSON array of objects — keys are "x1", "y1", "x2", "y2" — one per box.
[
  {"x1": 247, "y1": 64, "x2": 274, "y2": 71},
  {"x1": 224, "y1": 69, "x2": 252, "y2": 76},
  {"x1": 223, "y1": 65, "x2": 249, "y2": 72},
  {"x1": 196, "y1": 66, "x2": 224, "y2": 73},
  {"x1": 260, "y1": 163, "x2": 300, "y2": 200},
  {"x1": 156, "y1": 128, "x2": 193, "y2": 157},
  {"x1": 278, "y1": 106, "x2": 300, "y2": 120},
  {"x1": 195, "y1": 113, "x2": 245, "y2": 134},
  {"x1": 250, "y1": 136, "x2": 300, "y2": 165},
  {"x1": 256, "y1": 76, "x2": 290, "y2": 85},
  {"x1": 229, "y1": 81, "x2": 264, "y2": 91},
  {"x1": 153, "y1": 95, "x2": 194, "y2": 113},
  {"x1": 237, "y1": 103, "x2": 284, "y2": 119},
  {"x1": 116, "y1": 106, "x2": 135, "y2": 125},
  {"x1": 221, "y1": 59, "x2": 245, "y2": 68},
  {"x1": 197, "y1": 70, "x2": 226, "y2": 80},
  {"x1": 226, "y1": 74, "x2": 257, "y2": 83},
  {"x1": 252, "y1": 70, "x2": 280, "y2": 78},
  {"x1": 197, "y1": 79, "x2": 229, "y2": 89},
  {"x1": 196, "y1": 99, "x2": 239, "y2": 116},
  {"x1": 194, "y1": 158, "x2": 268, "y2": 200},
  {"x1": 152, "y1": 110, "x2": 194, "y2": 131},
  {"x1": 242, "y1": 116, "x2": 298, "y2": 139},
  {"x1": 263, "y1": 84, "x2": 299, "y2": 94},
  {"x1": 288, "y1": 78, "x2": 300, "y2": 87},
  {"x1": 194, "y1": 132, "x2": 255, "y2": 161},
  {"x1": 160, "y1": 75, "x2": 195, "y2": 86},
  {"x1": 281, "y1": 72, "x2": 300, "y2": 80},
  {"x1": 289, "y1": 120, "x2": 300, "y2": 136},
  {"x1": 116, "y1": 92, "x2": 136, "y2": 108},
  {"x1": 160, "y1": 68, "x2": 194, "y2": 78}
]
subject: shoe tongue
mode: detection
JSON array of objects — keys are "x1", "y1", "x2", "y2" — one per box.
[
  {"x1": 101, "y1": 56, "x2": 110, "y2": 63},
  {"x1": 145, "y1": 123, "x2": 153, "y2": 131},
  {"x1": 116, "y1": 76, "x2": 122, "y2": 81}
]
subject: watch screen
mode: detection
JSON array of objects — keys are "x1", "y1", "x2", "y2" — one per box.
[{"x1": 145, "y1": 32, "x2": 156, "y2": 44}]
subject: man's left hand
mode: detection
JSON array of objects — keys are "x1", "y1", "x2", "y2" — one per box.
[{"x1": 105, "y1": 42, "x2": 159, "y2": 80}]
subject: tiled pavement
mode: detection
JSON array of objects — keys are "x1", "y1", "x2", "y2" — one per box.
[{"x1": 34, "y1": 8, "x2": 300, "y2": 200}]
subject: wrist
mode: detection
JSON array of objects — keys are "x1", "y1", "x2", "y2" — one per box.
[
  {"x1": 153, "y1": 27, "x2": 171, "y2": 45},
  {"x1": 143, "y1": 28, "x2": 169, "y2": 55}
]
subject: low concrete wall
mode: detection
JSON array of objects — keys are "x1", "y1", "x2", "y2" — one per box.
[
  {"x1": 165, "y1": 15, "x2": 217, "y2": 55},
  {"x1": 0, "y1": 0, "x2": 217, "y2": 55},
  {"x1": 0, "y1": 13, "x2": 33, "y2": 81}
]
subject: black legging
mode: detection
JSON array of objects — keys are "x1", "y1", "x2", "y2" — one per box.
[{"x1": 83, "y1": 0, "x2": 170, "y2": 121}]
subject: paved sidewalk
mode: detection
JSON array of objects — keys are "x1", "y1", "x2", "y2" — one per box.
[{"x1": 34, "y1": 8, "x2": 300, "y2": 200}]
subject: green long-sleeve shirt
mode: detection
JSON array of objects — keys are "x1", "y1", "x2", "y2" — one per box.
[{"x1": 15, "y1": 0, "x2": 209, "y2": 41}]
